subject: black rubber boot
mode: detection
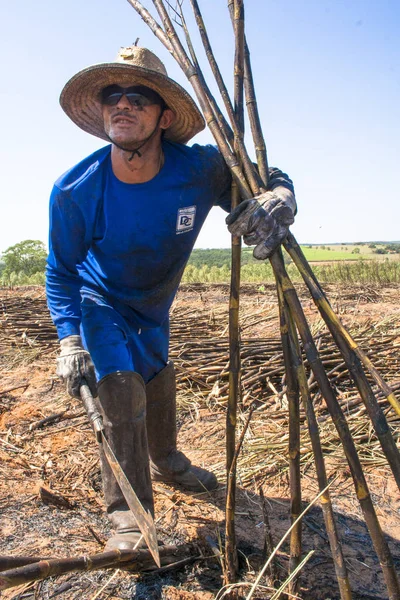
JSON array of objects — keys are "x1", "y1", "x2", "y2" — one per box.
[
  {"x1": 146, "y1": 362, "x2": 218, "y2": 492},
  {"x1": 97, "y1": 370, "x2": 154, "y2": 551}
]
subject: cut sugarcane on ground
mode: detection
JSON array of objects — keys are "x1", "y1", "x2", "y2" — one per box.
[{"x1": 0, "y1": 283, "x2": 399, "y2": 599}]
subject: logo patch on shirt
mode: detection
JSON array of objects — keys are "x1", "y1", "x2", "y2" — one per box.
[{"x1": 176, "y1": 206, "x2": 196, "y2": 234}]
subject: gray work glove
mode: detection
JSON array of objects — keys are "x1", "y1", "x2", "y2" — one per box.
[
  {"x1": 226, "y1": 187, "x2": 296, "y2": 260},
  {"x1": 56, "y1": 335, "x2": 97, "y2": 399}
]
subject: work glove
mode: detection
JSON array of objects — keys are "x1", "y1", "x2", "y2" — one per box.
[
  {"x1": 56, "y1": 335, "x2": 97, "y2": 399},
  {"x1": 226, "y1": 187, "x2": 296, "y2": 260}
]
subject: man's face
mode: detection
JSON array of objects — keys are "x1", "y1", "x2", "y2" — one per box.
[{"x1": 101, "y1": 84, "x2": 171, "y2": 148}]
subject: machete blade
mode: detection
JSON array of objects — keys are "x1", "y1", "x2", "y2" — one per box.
[{"x1": 100, "y1": 431, "x2": 161, "y2": 567}]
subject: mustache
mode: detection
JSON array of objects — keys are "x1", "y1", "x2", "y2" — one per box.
[{"x1": 111, "y1": 111, "x2": 137, "y2": 122}]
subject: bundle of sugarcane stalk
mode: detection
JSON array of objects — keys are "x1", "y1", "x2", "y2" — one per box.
[
  {"x1": 126, "y1": 1, "x2": 400, "y2": 598},
  {"x1": 0, "y1": 295, "x2": 56, "y2": 348},
  {"x1": 171, "y1": 327, "x2": 400, "y2": 404}
]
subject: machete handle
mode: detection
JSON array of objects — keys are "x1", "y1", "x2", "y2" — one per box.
[{"x1": 80, "y1": 382, "x2": 104, "y2": 442}]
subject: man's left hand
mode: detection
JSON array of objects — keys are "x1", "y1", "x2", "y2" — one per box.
[{"x1": 226, "y1": 187, "x2": 296, "y2": 260}]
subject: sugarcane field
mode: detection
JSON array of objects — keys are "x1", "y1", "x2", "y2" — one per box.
[
  {"x1": 0, "y1": 282, "x2": 399, "y2": 599},
  {"x1": 2, "y1": 0, "x2": 400, "y2": 599}
]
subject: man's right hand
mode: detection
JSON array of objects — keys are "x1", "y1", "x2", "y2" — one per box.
[{"x1": 56, "y1": 335, "x2": 97, "y2": 398}]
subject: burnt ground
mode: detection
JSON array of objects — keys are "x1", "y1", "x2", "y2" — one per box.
[{"x1": 0, "y1": 283, "x2": 399, "y2": 599}]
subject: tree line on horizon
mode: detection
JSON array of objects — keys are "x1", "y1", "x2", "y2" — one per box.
[{"x1": 1, "y1": 240, "x2": 400, "y2": 287}]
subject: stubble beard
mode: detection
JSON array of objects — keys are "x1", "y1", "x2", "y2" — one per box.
[{"x1": 106, "y1": 123, "x2": 147, "y2": 151}]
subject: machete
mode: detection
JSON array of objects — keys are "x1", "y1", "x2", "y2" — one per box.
[{"x1": 80, "y1": 382, "x2": 160, "y2": 567}]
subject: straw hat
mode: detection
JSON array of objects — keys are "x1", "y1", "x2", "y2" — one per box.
[{"x1": 60, "y1": 46, "x2": 205, "y2": 144}]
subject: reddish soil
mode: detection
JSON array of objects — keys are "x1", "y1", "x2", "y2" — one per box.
[{"x1": 0, "y1": 284, "x2": 399, "y2": 599}]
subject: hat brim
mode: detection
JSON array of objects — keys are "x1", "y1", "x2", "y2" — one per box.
[{"x1": 60, "y1": 63, "x2": 205, "y2": 144}]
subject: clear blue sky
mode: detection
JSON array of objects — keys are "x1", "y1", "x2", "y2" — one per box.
[{"x1": 1, "y1": 0, "x2": 399, "y2": 253}]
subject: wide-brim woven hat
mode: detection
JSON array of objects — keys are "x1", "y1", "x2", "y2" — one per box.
[{"x1": 60, "y1": 46, "x2": 205, "y2": 144}]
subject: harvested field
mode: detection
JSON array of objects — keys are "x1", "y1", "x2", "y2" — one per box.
[{"x1": 0, "y1": 283, "x2": 399, "y2": 599}]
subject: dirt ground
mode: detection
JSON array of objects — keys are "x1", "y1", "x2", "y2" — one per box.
[{"x1": 0, "y1": 283, "x2": 399, "y2": 599}]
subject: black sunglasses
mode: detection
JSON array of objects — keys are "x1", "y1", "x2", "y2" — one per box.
[{"x1": 101, "y1": 85, "x2": 165, "y2": 110}]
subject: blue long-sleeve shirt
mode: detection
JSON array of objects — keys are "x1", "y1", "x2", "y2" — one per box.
[{"x1": 46, "y1": 141, "x2": 293, "y2": 339}]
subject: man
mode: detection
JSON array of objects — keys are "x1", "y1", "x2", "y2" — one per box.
[{"x1": 47, "y1": 46, "x2": 296, "y2": 551}]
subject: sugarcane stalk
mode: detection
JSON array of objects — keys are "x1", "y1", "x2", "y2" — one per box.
[
  {"x1": 258, "y1": 486, "x2": 278, "y2": 581},
  {"x1": 126, "y1": 0, "x2": 174, "y2": 54},
  {"x1": 232, "y1": 4, "x2": 302, "y2": 587},
  {"x1": 275, "y1": 270, "x2": 302, "y2": 593},
  {"x1": 284, "y1": 234, "x2": 400, "y2": 491},
  {"x1": 191, "y1": 0, "x2": 235, "y2": 128},
  {"x1": 230, "y1": 1, "x2": 302, "y2": 585},
  {"x1": 227, "y1": 0, "x2": 269, "y2": 185},
  {"x1": 243, "y1": 40, "x2": 269, "y2": 185},
  {"x1": 277, "y1": 283, "x2": 352, "y2": 599},
  {"x1": 229, "y1": 404, "x2": 256, "y2": 477},
  {"x1": 149, "y1": 0, "x2": 252, "y2": 198},
  {"x1": 226, "y1": 20, "x2": 301, "y2": 585},
  {"x1": 230, "y1": 0, "x2": 246, "y2": 465},
  {"x1": 225, "y1": 405, "x2": 256, "y2": 585},
  {"x1": 0, "y1": 545, "x2": 194, "y2": 590},
  {"x1": 225, "y1": 192, "x2": 241, "y2": 582},
  {"x1": 177, "y1": 2, "x2": 235, "y2": 147},
  {"x1": 284, "y1": 232, "x2": 400, "y2": 418},
  {"x1": 224, "y1": 0, "x2": 246, "y2": 584},
  {"x1": 270, "y1": 252, "x2": 400, "y2": 599},
  {"x1": 0, "y1": 556, "x2": 51, "y2": 571},
  {"x1": 188, "y1": 0, "x2": 262, "y2": 194},
  {"x1": 233, "y1": 0, "x2": 245, "y2": 136}
]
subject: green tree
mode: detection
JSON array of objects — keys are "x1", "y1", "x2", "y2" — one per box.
[
  {"x1": 385, "y1": 243, "x2": 400, "y2": 253},
  {"x1": 1, "y1": 240, "x2": 47, "y2": 278},
  {"x1": 352, "y1": 247, "x2": 360, "y2": 254}
]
